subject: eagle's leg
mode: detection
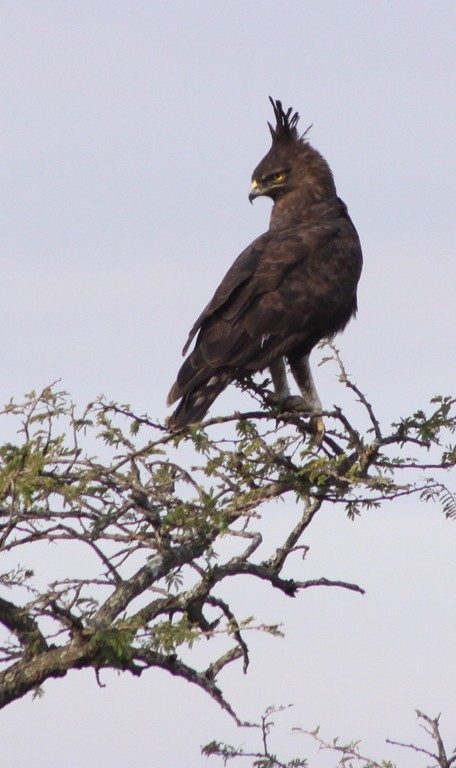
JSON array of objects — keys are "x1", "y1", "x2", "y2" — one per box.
[
  {"x1": 289, "y1": 354, "x2": 321, "y2": 410},
  {"x1": 269, "y1": 358, "x2": 311, "y2": 411},
  {"x1": 288, "y1": 354, "x2": 325, "y2": 439},
  {"x1": 269, "y1": 357, "x2": 292, "y2": 399}
]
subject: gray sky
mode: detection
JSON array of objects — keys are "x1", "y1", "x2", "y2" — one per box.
[{"x1": 1, "y1": 2, "x2": 455, "y2": 766}]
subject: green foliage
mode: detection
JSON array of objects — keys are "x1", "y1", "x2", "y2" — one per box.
[
  {"x1": 421, "y1": 483, "x2": 456, "y2": 519},
  {"x1": 0, "y1": 349, "x2": 454, "y2": 722},
  {"x1": 150, "y1": 617, "x2": 203, "y2": 653},
  {"x1": 392, "y1": 395, "x2": 456, "y2": 449},
  {"x1": 89, "y1": 627, "x2": 135, "y2": 668}
]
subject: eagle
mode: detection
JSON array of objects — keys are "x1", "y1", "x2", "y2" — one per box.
[{"x1": 167, "y1": 98, "x2": 362, "y2": 430}]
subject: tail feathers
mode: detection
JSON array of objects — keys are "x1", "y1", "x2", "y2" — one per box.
[{"x1": 168, "y1": 372, "x2": 230, "y2": 430}]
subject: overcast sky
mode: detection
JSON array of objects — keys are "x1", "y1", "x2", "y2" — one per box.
[{"x1": 1, "y1": 2, "x2": 455, "y2": 766}]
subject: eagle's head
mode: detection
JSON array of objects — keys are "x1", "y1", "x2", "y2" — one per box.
[{"x1": 249, "y1": 98, "x2": 336, "y2": 207}]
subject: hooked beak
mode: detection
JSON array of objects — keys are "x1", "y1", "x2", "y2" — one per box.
[{"x1": 248, "y1": 179, "x2": 263, "y2": 204}]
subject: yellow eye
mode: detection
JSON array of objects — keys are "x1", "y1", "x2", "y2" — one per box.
[{"x1": 273, "y1": 172, "x2": 285, "y2": 182}]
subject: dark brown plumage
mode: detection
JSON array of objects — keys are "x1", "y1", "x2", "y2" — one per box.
[{"x1": 167, "y1": 98, "x2": 362, "y2": 429}]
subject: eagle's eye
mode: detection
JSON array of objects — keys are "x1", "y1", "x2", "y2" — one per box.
[{"x1": 273, "y1": 172, "x2": 286, "y2": 182}]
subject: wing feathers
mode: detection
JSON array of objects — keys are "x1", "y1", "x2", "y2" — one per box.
[
  {"x1": 168, "y1": 193, "x2": 362, "y2": 427},
  {"x1": 168, "y1": 372, "x2": 230, "y2": 429}
]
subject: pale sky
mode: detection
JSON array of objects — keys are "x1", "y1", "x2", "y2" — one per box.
[{"x1": 1, "y1": 2, "x2": 455, "y2": 766}]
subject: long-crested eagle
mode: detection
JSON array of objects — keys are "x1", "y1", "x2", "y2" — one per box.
[{"x1": 167, "y1": 98, "x2": 362, "y2": 429}]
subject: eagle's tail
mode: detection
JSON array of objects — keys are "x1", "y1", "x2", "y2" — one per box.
[{"x1": 167, "y1": 372, "x2": 231, "y2": 430}]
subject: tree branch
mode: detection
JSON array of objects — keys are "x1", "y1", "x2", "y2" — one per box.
[{"x1": 0, "y1": 597, "x2": 48, "y2": 655}]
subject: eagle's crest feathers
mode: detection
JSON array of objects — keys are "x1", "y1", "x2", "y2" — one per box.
[{"x1": 267, "y1": 98, "x2": 300, "y2": 143}]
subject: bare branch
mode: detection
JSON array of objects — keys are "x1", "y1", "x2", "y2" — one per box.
[{"x1": 0, "y1": 597, "x2": 48, "y2": 655}]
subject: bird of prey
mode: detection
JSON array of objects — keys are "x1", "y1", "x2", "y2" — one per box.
[{"x1": 167, "y1": 98, "x2": 362, "y2": 430}]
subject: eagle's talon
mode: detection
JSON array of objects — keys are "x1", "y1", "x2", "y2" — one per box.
[
  {"x1": 265, "y1": 393, "x2": 309, "y2": 413},
  {"x1": 310, "y1": 414, "x2": 326, "y2": 444},
  {"x1": 281, "y1": 395, "x2": 310, "y2": 413}
]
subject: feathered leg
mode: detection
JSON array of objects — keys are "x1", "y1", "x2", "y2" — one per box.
[
  {"x1": 288, "y1": 354, "x2": 325, "y2": 438},
  {"x1": 288, "y1": 355, "x2": 322, "y2": 410},
  {"x1": 269, "y1": 357, "x2": 292, "y2": 399}
]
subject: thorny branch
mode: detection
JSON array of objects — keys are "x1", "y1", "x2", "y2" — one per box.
[
  {"x1": 204, "y1": 707, "x2": 456, "y2": 767},
  {"x1": 386, "y1": 710, "x2": 456, "y2": 768},
  {"x1": 0, "y1": 346, "x2": 454, "y2": 717}
]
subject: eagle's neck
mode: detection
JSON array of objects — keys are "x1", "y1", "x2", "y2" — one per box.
[
  {"x1": 269, "y1": 187, "x2": 338, "y2": 230},
  {"x1": 269, "y1": 151, "x2": 338, "y2": 230}
]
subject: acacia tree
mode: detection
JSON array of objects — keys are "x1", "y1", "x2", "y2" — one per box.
[{"x1": 0, "y1": 346, "x2": 454, "y2": 744}]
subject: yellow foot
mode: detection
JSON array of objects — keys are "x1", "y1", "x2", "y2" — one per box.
[{"x1": 310, "y1": 414, "x2": 325, "y2": 444}]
